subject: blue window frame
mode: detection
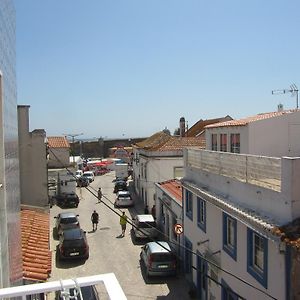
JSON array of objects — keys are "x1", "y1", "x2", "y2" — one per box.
[
  {"x1": 185, "y1": 238, "x2": 193, "y2": 274},
  {"x1": 185, "y1": 190, "x2": 193, "y2": 220},
  {"x1": 247, "y1": 228, "x2": 268, "y2": 288},
  {"x1": 221, "y1": 279, "x2": 238, "y2": 300},
  {"x1": 197, "y1": 197, "x2": 206, "y2": 232},
  {"x1": 222, "y1": 213, "x2": 237, "y2": 260}
]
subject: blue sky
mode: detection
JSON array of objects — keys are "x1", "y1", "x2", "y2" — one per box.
[{"x1": 14, "y1": 0, "x2": 300, "y2": 139}]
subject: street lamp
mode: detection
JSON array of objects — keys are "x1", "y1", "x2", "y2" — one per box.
[{"x1": 63, "y1": 133, "x2": 84, "y2": 166}]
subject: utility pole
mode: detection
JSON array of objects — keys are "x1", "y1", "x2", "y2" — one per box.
[
  {"x1": 63, "y1": 133, "x2": 83, "y2": 166},
  {"x1": 272, "y1": 84, "x2": 299, "y2": 109}
]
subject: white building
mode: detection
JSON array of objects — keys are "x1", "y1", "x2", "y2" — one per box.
[
  {"x1": 47, "y1": 136, "x2": 70, "y2": 168},
  {"x1": 132, "y1": 131, "x2": 204, "y2": 210},
  {"x1": 205, "y1": 109, "x2": 300, "y2": 157},
  {"x1": 181, "y1": 146, "x2": 300, "y2": 299},
  {"x1": 155, "y1": 179, "x2": 183, "y2": 258}
]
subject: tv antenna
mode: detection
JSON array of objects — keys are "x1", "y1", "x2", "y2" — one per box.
[{"x1": 271, "y1": 84, "x2": 299, "y2": 109}]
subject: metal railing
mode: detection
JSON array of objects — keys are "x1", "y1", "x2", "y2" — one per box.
[
  {"x1": 0, "y1": 273, "x2": 127, "y2": 300},
  {"x1": 187, "y1": 149, "x2": 281, "y2": 191}
]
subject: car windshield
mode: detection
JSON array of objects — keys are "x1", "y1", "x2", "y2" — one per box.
[
  {"x1": 60, "y1": 217, "x2": 78, "y2": 224},
  {"x1": 83, "y1": 174, "x2": 90, "y2": 177},
  {"x1": 118, "y1": 194, "x2": 130, "y2": 199}
]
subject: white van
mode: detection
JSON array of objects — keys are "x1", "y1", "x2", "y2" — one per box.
[
  {"x1": 132, "y1": 214, "x2": 158, "y2": 240},
  {"x1": 82, "y1": 171, "x2": 95, "y2": 183}
]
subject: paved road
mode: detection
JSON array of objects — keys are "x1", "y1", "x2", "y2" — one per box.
[{"x1": 49, "y1": 171, "x2": 191, "y2": 300}]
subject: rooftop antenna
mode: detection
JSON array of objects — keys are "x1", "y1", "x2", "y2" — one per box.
[{"x1": 271, "y1": 84, "x2": 299, "y2": 109}]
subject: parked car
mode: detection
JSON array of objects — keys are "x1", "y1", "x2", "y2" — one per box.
[
  {"x1": 75, "y1": 170, "x2": 83, "y2": 179},
  {"x1": 140, "y1": 241, "x2": 177, "y2": 277},
  {"x1": 132, "y1": 214, "x2": 158, "y2": 240},
  {"x1": 57, "y1": 228, "x2": 89, "y2": 260},
  {"x1": 55, "y1": 192, "x2": 80, "y2": 208},
  {"x1": 76, "y1": 176, "x2": 89, "y2": 187},
  {"x1": 54, "y1": 212, "x2": 80, "y2": 236},
  {"x1": 56, "y1": 285, "x2": 99, "y2": 300},
  {"x1": 114, "y1": 191, "x2": 134, "y2": 207},
  {"x1": 113, "y1": 180, "x2": 127, "y2": 193},
  {"x1": 82, "y1": 171, "x2": 95, "y2": 183}
]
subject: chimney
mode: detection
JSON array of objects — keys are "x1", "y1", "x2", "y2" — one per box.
[
  {"x1": 179, "y1": 117, "x2": 185, "y2": 137},
  {"x1": 278, "y1": 103, "x2": 284, "y2": 112}
]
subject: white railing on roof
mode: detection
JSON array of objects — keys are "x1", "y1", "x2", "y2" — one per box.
[
  {"x1": 187, "y1": 149, "x2": 281, "y2": 192},
  {"x1": 0, "y1": 273, "x2": 127, "y2": 300}
]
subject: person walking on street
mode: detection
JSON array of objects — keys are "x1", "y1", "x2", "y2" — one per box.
[
  {"x1": 91, "y1": 210, "x2": 99, "y2": 231},
  {"x1": 144, "y1": 205, "x2": 149, "y2": 214},
  {"x1": 151, "y1": 205, "x2": 156, "y2": 219},
  {"x1": 119, "y1": 211, "x2": 128, "y2": 237},
  {"x1": 97, "y1": 187, "x2": 102, "y2": 203}
]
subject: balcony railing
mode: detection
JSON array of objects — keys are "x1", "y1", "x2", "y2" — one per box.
[
  {"x1": 187, "y1": 149, "x2": 281, "y2": 192},
  {"x1": 0, "y1": 273, "x2": 127, "y2": 300}
]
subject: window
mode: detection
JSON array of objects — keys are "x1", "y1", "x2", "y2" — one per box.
[
  {"x1": 211, "y1": 134, "x2": 217, "y2": 151},
  {"x1": 185, "y1": 238, "x2": 193, "y2": 274},
  {"x1": 247, "y1": 228, "x2": 268, "y2": 288},
  {"x1": 221, "y1": 279, "x2": 238, "y2": 300},
  {"x1": 185, "y1": 190, "x2": 193, "y2": 220},
  {"x1": 222, "y1": 213, "x2": 237, "y2": 260},
  {"x1": 174, "y1": 166, "x2": 183, "y2": 178},
  {"x1": 197, "y1": 197, "x2": 206, "y2": 232},
  {"x1": 220, "y1": 134, "x2": 227, "y2": 152},
  {"x1": 230, "y1": 134, "x2": 240, "y2": 153}
]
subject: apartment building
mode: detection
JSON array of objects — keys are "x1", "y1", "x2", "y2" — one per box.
[{"x1": 0, "y1": 0, "x2": 23, "y2": 287}]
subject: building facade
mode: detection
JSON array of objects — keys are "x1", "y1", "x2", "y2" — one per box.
[
  {"x1": 47, "y1": 136, "x2": 70, "y2": 168},
  {"x1": 18, "y1": 105, "x2": 48, "y2": 208},
  {"x1": 182, "y1": 148, "x2": 300, "y2": 299},
  {"x1": 0, "y1": 0, "x2": 23, "y2": 287}
]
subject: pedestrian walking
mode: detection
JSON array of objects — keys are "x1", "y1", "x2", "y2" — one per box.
[
  {"x1": 144, "y1": 205, "x2": 149, "y2": 214},
  {"x1": 151, "y1": 204, "x2": 156, "y2": 219},
  {"x1": 119, "y1": 211, "x2": 128, "y2": 237},
  {"x1": 91, "y1": 210, "x2": 99, "y2": 231},
  {"x1": 97, "y1": 187, "x2": 102, "y2": 203}
]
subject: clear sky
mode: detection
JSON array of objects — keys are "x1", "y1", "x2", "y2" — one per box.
[{"x1": 14, "y1": 0, "x2": 300, "y2": 139}]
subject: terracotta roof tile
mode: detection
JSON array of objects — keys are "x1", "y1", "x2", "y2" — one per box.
[
  {"x1": 205, "y1": 110, "x2": 298, "y2": 129},
  {"x1": 47, "y1": 136, "x2": 70, "y2": 148},
  {"x1": 187, "y1": 116, "x2": 232, "y2": 137},
  {"x1": 21, "y1": 209, "x2": 51, "y2": 282},
  {"x1": 158, "y1": 179, "x2": 182, "y2": 203},
  {"x1": 134, "y1": 132, "x2": 205, "y2": 152}
]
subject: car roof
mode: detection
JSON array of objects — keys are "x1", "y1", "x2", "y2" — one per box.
[
  {"x1": 147, "y1": 241, "x2": 172, "y2": 253},
  {"x1": 136, "y1": 214, "x2": 155, "y2": 222},
  {"x1": 58, "y1": 212, "x2": 78, "y2": 218},
  {"x1": 83, "y1": 171, "x2": 93, "y2": 175},
  {"x1": 63, "y1": 228, "x2": 84, "y2": 239}
]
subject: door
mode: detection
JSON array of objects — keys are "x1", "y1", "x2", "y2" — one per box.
[{"x1": 197, "y1": 253, "x2": 208, "y2": 300}]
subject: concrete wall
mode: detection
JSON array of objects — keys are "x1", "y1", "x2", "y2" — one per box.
[
  {"x1": 18, "y1": 106, "x2": 48, "y2": 208},
  {"x1": 48, "y1": 148, "x2": 70, "y2": 168}
]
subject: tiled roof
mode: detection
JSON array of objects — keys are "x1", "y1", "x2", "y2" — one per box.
[
  {"x1": 205, "y1": 110, "x2": 298, "y2": 129},
  {"x1": 47, "y1": 136, "x2": 70, "y2": 148},
  {"x1": 134, "y1": 132, "x2": 171, "y2": 150},
  {"x1": 134, "y1": 131, "x2": 205, "y2": 152},
  {"x1": 187, "y1": 116, "x2": 232, "y2": 137},
  {"x1": 272, "y1": 218, "x2": 300, "y2": 250},
  {"x1": 158, "y1": 179, "x2": 182, "y2": 203},
  {"x1": 21, "y1": 209, "x2": 51, "y2": 282}
]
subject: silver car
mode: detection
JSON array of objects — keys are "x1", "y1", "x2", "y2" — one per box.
[
  {"x1": 54, "y1": 212, "x2": 80, "y2": 236},
  {"x1": 140, "y1": 241, "x2": 177, "y2": 277}
]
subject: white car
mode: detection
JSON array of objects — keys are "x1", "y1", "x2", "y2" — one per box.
[
  {"x1": 114, "y1": 191, "x2": 134, "y2": 207},
  {"x1": 75, "y1": 170, "x2": 83, "y2": 179},
  {"x1": 82, "y1": 171, "x2": 95, "y2": 183}
]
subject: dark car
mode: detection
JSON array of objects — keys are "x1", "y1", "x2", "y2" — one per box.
[
  {"x1": 56, "y1": 192, "x2": 80, "y2": 208},
  {"x1": 76, "y1": 176, "x2": 89, "y2": 187},
  {"x1": 56, "y1": 285, "x2": 99, "y2": 300},
  {"x1": 57, "y1": 228, "x2": 89, "y2": 260},
  {"x1": 113, "y1": 180, "x2": 127, "y2": 193}
]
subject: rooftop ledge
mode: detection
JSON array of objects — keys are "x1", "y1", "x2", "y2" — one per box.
[{"x1": 0, "y1": 273, "x2": 127, "y2": 300}]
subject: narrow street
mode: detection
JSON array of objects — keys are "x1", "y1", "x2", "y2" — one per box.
[{"x1": 49, "y1": 171, "x2": 191, "y2": 300}]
